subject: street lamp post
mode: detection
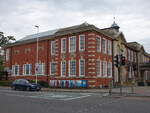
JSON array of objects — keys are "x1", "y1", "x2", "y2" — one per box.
[{"x1": 35, "y1": 25, "x2": 39, "y2": 84}]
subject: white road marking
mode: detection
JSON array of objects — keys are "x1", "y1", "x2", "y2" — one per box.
[{"x1": 62, "y1": 94, "x2": 91, "y2": 101}]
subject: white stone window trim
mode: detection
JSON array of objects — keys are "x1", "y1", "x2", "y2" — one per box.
[
  {"x1": 61, "y1": 61, "x2": 66, "y2": 77},
  {"x1": 69, "y1": 36, "x2": 76, "y2": 53},
  {"x1": 68, "y1": 60, "x2": 76, "y2": 77},
  {"x1": 36, "y1": 63, "x2": 45, "y2": 76},
  {"x1": 102, "y1": 60, "x2": 107, "y2": 77},
  {"x1": 61, "y1": 38, "x2": 66, "y2": 53},
  {"x1": 23, "y1": 64, "x2": 31, "y2": 76},
  {"x1": 107, "y1": 40, "x2": 112, "y2": 55},
  {"x1": 96, "y1": 36, "x2": 101, "y2": 52},
  {"x1": 50, "y1": 62, "x2": 56, "y2": 75},
  {"x1": 102, "y1": 38, "x2": 107, "y2": 54},
  {"x1": 96, "y1": 60, "x2": 102, "y2": 77},
  {"x1": 79, "y1": 34, "x2": 85, "y2": 51},
  {"x1": 107, "y1": 62, "x2": 112, "y2": 78},
  {"x1": 51, "y1": 40, "x2": 55, "y2": 55},
  {"x1": 12, "y1": 64, "x2": 19, "y2": 76},
  {"x1": 79, "y1": 59, "x2": 85, "y2": 77}
]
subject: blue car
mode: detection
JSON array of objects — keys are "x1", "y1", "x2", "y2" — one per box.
[{"x1": 11, "y1": 79, "x2": 41, "y2": 91}]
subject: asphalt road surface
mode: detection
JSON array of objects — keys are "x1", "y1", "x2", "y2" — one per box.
[{"x1": 0, "y1": 87, "x2": 150, "y2": 113}]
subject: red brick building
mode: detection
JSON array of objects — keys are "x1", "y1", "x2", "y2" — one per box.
[{"x1": 4, "y1": 23, "x2": 113, "y2": 88}]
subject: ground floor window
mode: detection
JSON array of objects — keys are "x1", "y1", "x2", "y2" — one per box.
[
  {"x1": 102, "y1": 61, "x2": 107, "y2": 77},
  {"x1": 50, "y1": 62, "x2": 56, "y2": 75},
  {"x1": 61, "y1": 61, "x2": 66, "y2": 77},
  {"x1": 23, "y1": 64, "x2": 31, "y2": 75},
  {"x1": 69, "y1": 60, "x2": 76, "y2": 76},
  {"x1": 79, "y1": 59, "x2": 85, "y2": 76},
  {"x1": 107, "y1": 62, "x2": 112, "y2": 77},
  {"x1": 96, "y1": 60, "x2": 101, "y2": 77},
  {"x1": 36, "y1": 63, "x2": 45, "y2": 75},
  {"x1": 12, "y1": 65, "x2": 19, "y2": 76}
]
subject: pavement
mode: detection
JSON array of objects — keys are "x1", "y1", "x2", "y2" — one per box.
[{"x1": 41, "y1": 86, "x2": 150, "y2": 97}]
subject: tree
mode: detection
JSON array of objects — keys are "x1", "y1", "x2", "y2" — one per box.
[
  {"x1": 0, "y1": 32, "x2": 16, "y2": 79},
  {"x1": 0, "y1": 32, "x2": 16, "y2": 48}
]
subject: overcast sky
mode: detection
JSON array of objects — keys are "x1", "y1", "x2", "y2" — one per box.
[{"x1": 0, "y1": 0, "x2": 150, "y2": 52}]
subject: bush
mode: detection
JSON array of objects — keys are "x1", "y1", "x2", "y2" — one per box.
[
  {"x1": 0, "y1": 80, "x2": 12, "y2": 86},
  {"x1": 38, "y1": 81, "x2": 49, "y2": 88}
]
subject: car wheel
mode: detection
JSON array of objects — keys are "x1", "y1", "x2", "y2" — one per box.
[
  {"x1": 11, "y1": 86, "x2": 16, "y2": 90},
  {"x1": 26, "y1": 87, "x2": 30, "y2": 91}
]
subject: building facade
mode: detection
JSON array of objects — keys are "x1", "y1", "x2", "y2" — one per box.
[
  {"x1": 5, "y1": 23, "x2": 113, "y2": 88},
  {"x1": 4, "y1": 22, "x2": 150, "y2": 88}
]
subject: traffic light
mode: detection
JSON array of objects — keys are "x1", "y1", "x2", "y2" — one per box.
[
  {"x1": 114, "y1": 55, "x2": 119, "y2": 67},
  {"x1": 121, "y1": 55, "x2": 126, "y2": 65}
]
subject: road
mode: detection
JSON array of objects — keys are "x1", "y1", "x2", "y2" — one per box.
[{"x1": 0, "y1": 87, "x2": 150, "y2": 113}]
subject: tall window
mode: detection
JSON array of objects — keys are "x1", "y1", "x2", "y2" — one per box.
[
  {"x1": 107, "y1": 62, "x2": 112, "y2": 77},
  {"x1": 6, "y1": 49, "x2": 10, "y2": 61},
  {"x1": 69, "y1": 36, "x2": 76, "y2": 52},
  {"x1": 69, "y1": 60, "x2": 76, "y2": 76},
  {"x1": 50, "y1": 62, "x2": 56, "y2": 75},
  {"x1": 102, "y1": 61, "x2": 107, "y2": 77},
  {"x1": 61, "y1": 38, "x2": 66, "y2": 53},
  {"x1": 23, "y1": 64, "x2": 31, "y2": 75},
  {"x1": 61, "y1": 61, "x2": 66, "y2": 76},
  {"x1": 128, "y1": 49, "x2": 130, "y2": 61},
  {"x1": 36, "y1": 63, "x2": 45, "y2": 75},
  {"x1": 96, "y1": 60, "x2": 101, "y2": 77},
  {"x1": 107, "y1": 40, "x2": 112, "y2": 55},
  {"x1": 12, "y1": 65, "x2": 19, "y2": 76},
  {"x1": 79, "y1": 35, "x2": 85, "y2": 51},
  {"x1": 51, "y1": 41, "x2": 55, "y2": 55},
  {"x1": 96, "y1": 37, "x2": 101, "y2": 52},
  {"x1": 102, "y1": 38, "x2": 106, "y2": 53},
  {"x1": 79, "y1": 59, "x2": 85, "y2": 76}
]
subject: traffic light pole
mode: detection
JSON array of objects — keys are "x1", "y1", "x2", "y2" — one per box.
[{"x1": 118, "y1": 66, "x2": 122, "y2": 95}]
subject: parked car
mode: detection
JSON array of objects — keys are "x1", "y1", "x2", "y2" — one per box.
[{"x1": 11, "y1": 79, "x2": 41, "y2": 91}]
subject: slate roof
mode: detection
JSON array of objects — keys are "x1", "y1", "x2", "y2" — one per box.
[{"x1": 6, "y1": 22, "x2": 112, "y2": 47}]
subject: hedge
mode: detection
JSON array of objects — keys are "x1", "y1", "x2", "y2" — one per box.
[{"x1": 0, "y1": 80, "x2": 12, "y2": 86}]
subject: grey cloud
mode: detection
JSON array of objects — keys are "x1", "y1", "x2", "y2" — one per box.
[{"x1": 0, "y1": 0, "x2": 150, "y2": 52}]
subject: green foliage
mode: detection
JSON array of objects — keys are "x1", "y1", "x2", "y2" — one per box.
[
  {"x1": 0, "y1": 32, "x2": 16, "y2": 78},
  {"x1": 0, "y1": 80, "x2": 12, "y2": 86},
  {"x1": 38, "y1": 81, "x2": 49, "y2": 88},
  {"x1": 28, "y1": 80, "x2": 49, "y2": 88},
  {"x1": 0, "y1": 56, "x2": 4, "y2": 77},
  {"x1": 0, "y1": 32, "x2": 16, "y2": 48}
]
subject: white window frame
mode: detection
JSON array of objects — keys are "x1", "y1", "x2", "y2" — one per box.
[
  {"x1": 69, "y1": 36, "x2": 76, "y2": 52},
  {"x1": 51, "y1": 40, "x2": 55, "y2": 55},
  {"x1": 61, "y1": 38, "x2": 66, "y2": 53},
  {"x1": 79, "y1": 59, "x2": 85, "y2": 77},
  {"x1": 79, "y1": 35, "x2": 85, "y2": 51},
  {"x1": 102, "y1": 38, "x2": 106, "y2": 54},
  {"x1": 61, "y1": 61, "x2": 66, "y2": 77},
  {"x1": 107, "y1": 62, "x2": 112, "y2": 78},
  {"x1": 50, "y1": 62, "x2": 56, "y2": 75},
  {"x1": 23, "y1": 64, "x2": 31, "y2": 75},
  {"x1": 6, "y1": 49, "x2": 10, "y2": 62},
  {"x1": 12, "y1": 65, "x2": 19, "y2": 76},
  {"x1": 96, "y1": 60, "x2": 101, "y2": 77},
  {"x1": 96, "y1": 37, "x2": 101, "y2": 52},
  {"x1": 107, "y1": 40, "x2": 112, "y2": 55},
  {"x1": 69, "y1": 60, "x2": 76, "y2": 77},
  {"x1": 102, "y1": 61, "x2": 107, "y2": 77},
  {"x1": 36, "y1": 63, "x2": 45, "y2": 75}
]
